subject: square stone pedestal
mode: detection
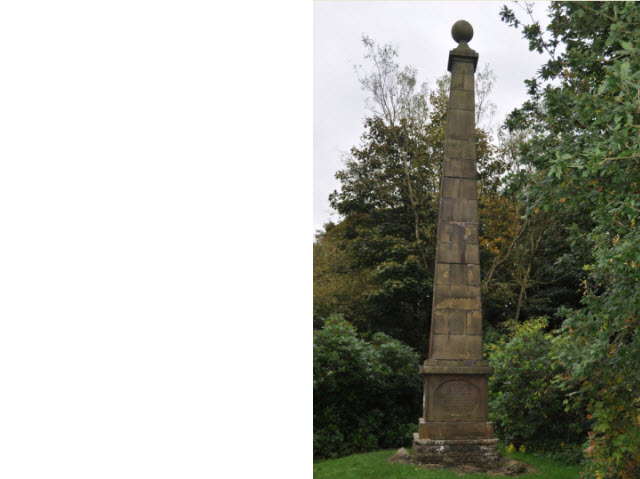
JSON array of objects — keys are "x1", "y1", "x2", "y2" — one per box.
[{"x1": 414, "y1": 359, "x2": 499, "y2": 468}]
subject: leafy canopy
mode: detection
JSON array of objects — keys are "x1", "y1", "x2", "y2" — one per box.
[{"x1": 501, "y1": 2, "x2": 640, "y2": 477}]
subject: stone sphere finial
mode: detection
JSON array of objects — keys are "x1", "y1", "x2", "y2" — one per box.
[{"x1": 452, "y1": 20, "x2": 473, "y2": 44}]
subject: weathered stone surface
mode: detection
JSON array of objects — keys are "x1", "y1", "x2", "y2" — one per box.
[
  {"x1": 422, "y1": 359, "x2": 491, "y2": 367},
  {"x1": 413, "y1": 434, "x2": 500, "y2": 468},
  {"x1": 443, "y1": 158, "x2": 476, "y2": 178},
  {"x1": 457, "y1": 465, "x2": 485, "y2": 474},
  {"x1": 450, "y1": 67, "x2": 476, "y2": 88},
  {"x1": 505, "y1": 461, "x2": 527, "y2": 474},
  {"x1": 429, "y1": 334, "x2": 483, "y2": 360},
  {"x1": 452, "y1": 19, "x2": 474, "y2": 44},
  {"x1": 438, "y1": 222, "x2": 478, "y2": 243},
  {"x1": 466, "y1": 310, "x2": 483, "y2": 334},
  {"x1": 420, "y1": 362, "x2": 493, "y2": 376},
  {"x1": 434, "y1": 285, "x2": 482, "y2": 311},
  {"x1": 440, "y1": 197, "x2": 479, "y2": 223},
  {"x1": 423, "y1": 375, "x2": 489, "y2": 422},
  {"x1": 417, "y1": 22, "x2": 499, "y2": 468},
  {"x1": 444, "y1": 138, "x2": 475, "y2": 159},
  {"x1": 447, "y1": 109, "x2": 475, "y2": 140},
  {"x1": 448, "y1": 89, "x2": 474, "y2": 110},
  {"x1": 448, "y1": 41, "x2": 479, "y2": 73},
  {"x1": 436, "y1": 223, "x2": 479, "y2": 264},
  {"x1": 389, "y1": 447, "x2": 411, "y2": 463},
  {"x1": 441, "y1": 177, "x2": 477, "y2": 200}
]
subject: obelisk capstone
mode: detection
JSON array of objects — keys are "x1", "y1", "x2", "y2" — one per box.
[{"x1": 412, "y1": 20, "x2": 500, "y2": 468}]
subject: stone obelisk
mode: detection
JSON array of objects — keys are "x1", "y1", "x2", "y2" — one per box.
[{"x1": 413, "y1": 20, "x2": 499, "y2": 468}]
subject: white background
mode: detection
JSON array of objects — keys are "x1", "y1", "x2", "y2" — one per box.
[{"x1": 0, "y1": 1, "x2": 311, "y2": 477}]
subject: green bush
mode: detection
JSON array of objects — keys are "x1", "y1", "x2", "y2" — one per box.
[
  {"x1": 313, "y1": 315, "x2": 421, "y2": 458},
  {"x1": 488, "y1": 317, "x2": 589, "y2": 461}
]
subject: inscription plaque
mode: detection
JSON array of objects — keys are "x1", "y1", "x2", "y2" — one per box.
[{"x1": 433, "y1": 380, "x2": 479, "y2": 420}]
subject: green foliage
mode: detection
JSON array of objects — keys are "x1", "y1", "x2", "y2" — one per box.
[
  {"x1": 313, "y1": 315, "x2": 421, "y2": 458},
  {"x1": 313, "y1": 223, "x2": 375, "y2": 329},
  {"x1": 501, "y1": 2, "x2": 640, "y2": 477},
  {"x1": 488, "y1": 318, "x2": 589, "y2": 460},
  {"x1": 319, "y1": 38, "x2": 512, "y2": 353},
  {"x1": 479, "y1": 188, "x2": 587, "y2": 329},
  {"x1": 317, "y1": 35, "x2": 586, "y2": 356}
]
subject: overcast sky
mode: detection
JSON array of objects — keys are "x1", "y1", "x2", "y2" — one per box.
[{"x1": 314, "y1": 0, "x2": 551, "y2": 235}]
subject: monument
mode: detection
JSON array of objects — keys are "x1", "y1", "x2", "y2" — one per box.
[{"x1": 412, "y1": 20, "x2": 500, "y2": 468}]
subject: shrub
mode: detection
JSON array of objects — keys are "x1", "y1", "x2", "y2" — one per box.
[
  {"x1": 488, "y1": 317, "x2": 589, "y2": 461},
  {"x1": 313, "y1": 315, "x2": 421, "y2": 458},
  {"x1": 554, "y1": 303, "x2": 640, "y2": 479}
]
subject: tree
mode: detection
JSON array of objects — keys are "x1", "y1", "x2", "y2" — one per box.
[
  {"x1": 313, "y1": 223, "x2": 374, "y2": 329},
  {"x1": 316, "y1": 35, "x2": 570, "y2": 351},
  {"x1": 352, "y1": 35, "x2": 435, "y2": 267},
  {"x1": 488, "y1": 317, "x2": 589, "y2": 457},
  {"x1": 501, "y1": 2, "x2": 640, "y2": 477},
  {"x1": 319, "y1": 37, "x2": 506, "y2": 352},
  {"x1": 313, "y1": 315, "x2": 421, "y2": 458}
]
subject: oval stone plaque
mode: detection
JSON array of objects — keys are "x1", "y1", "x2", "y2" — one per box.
[{"x1": 433, "y1": 379, "x2": 479, "y2": 420}]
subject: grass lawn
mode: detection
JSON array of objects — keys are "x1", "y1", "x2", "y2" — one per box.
[{"x1": 313, "y1": 449, "x2": 583, "y2": 479}]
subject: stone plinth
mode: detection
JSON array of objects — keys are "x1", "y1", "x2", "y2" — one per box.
[
  {"x1": 418, "y1": 360, "x2": 493, "y2": 442},
  {"x1": 413, "y1": 435, "x2": 500, "y2": 468}
]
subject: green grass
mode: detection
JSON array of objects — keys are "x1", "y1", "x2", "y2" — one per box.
[{"x1": 313, "y1": 449, "x2": 583, "y2": 479}]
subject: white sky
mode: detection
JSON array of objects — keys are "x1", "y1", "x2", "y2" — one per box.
[{"x1": 314, "y1": 0, "x2": 551, "y2": 235}]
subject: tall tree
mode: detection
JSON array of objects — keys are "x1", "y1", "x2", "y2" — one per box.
[
  {"x1": 317, "y1": 37, "x2": 502, "y2": 352},
  {"x1": 315, "y1": 33, "x2": 582, "y2": 352},
  {"x1": 501, "y1": 2, "x2": 640, "y2": 477}
]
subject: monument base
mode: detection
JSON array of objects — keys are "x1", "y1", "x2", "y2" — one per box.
[
  {"x1": 418, "y1": 419, "x2": 494, "y2": 439},
  {"x1": 415, "y1": 359, "x2": 500, "y2": 467},
  {"x1": 413, "y1": 434, "x2": 500, "y2": 468}
]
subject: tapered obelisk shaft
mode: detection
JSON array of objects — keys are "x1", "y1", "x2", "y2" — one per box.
[
  {"x1": 413, "y1": 21, "x2": 499, "y2": 468},
  {"x1": 428, "y1": 22, "x2": 482, "y2": 360}
]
